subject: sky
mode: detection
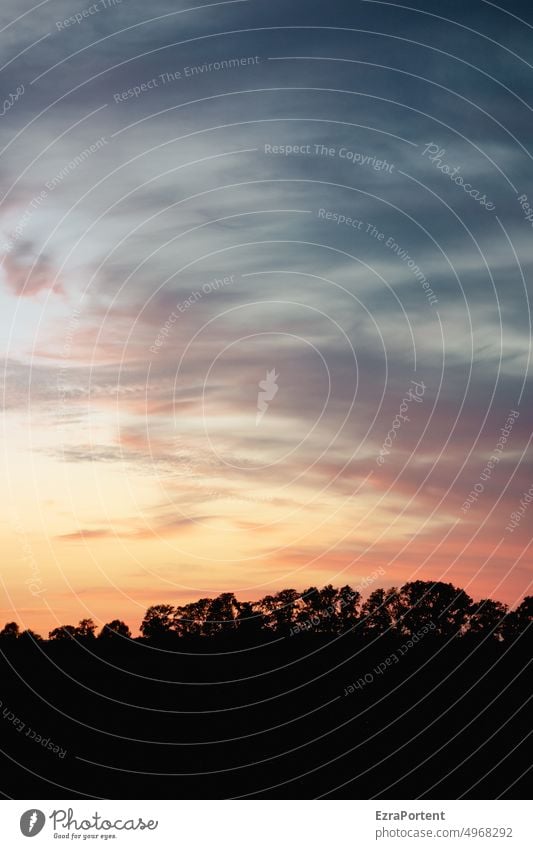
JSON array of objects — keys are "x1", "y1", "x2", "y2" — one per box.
[{"x1": 0, "y1": 0, "x2": 532, "y2": 636}]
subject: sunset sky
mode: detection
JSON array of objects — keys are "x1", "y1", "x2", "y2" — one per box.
[{"x1": 1, "y1": 0, "x2": 531, "y2": 635}]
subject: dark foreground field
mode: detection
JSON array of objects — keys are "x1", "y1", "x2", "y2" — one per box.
[{"x1": 0, "y1": 631, "x2": 530, "y2": 799}]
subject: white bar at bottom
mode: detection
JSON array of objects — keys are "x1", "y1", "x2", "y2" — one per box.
[{"x1": 1, "y1": 799, "x2": 530, "y2": 847}]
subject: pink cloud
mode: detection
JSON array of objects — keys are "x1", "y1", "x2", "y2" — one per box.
[{"x1": 2, "y1": 250, "x2": 64, "y2": 298}]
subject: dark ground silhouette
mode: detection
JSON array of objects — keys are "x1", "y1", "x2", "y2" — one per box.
[{"x1": 0, "y1": 581, "x2": 530, "y2": 799}]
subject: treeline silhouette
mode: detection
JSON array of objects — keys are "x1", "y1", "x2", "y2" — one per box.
[
  {"x1": 1, "y1": 580, "x2": 530, "y2": 643},
  {"x1": 1, "y1": 580, "x2": 530, "y2": 800}
]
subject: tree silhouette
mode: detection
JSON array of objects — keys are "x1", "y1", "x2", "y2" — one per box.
[
  {"x1": 173, "y1": 598, "x2": 212, "y2": 636},
  {"x1": 468, "y1": 599, "x2": 509, "y2": 639},
  {"x1": 235, "y1": 601, "x2": 265, "y2": 638},
  {"x1": 76, "y1": 618, "x2": 96, "y2": 640},
  {"x1": 205, "y1": 593, "x2": 239, "y2": 635},
  {"x1": 295, "y1": 586, "x2": 329, "y2": 632},
  {"x1": 292, "y1": 585, "x2": 361, "y2": 634},
  {"x1": 49, "y1": 625, "x2": 77, "y2": 640},
  {"x1": 360, "y1": 587, "x2": 399, "y2": 634},
  {"x1": 48, "y1": 619, "x2": 97, "y2": 642},
  {"x1": 513, "y1": 595, "x2": 532, "y2": 627},
  {"x1": 502, "y1": 595, "x2": 532, "y2": 641},
  {"x1": 338, "y1": 585, "x2": 361, "y2": 632},
  {"x1": 260, "y1": 588, "x2": 300, "y2": 634},
  {"x1": 396, "y1": 581, "x2": 472, "y2": 637},
  {"x1": 0, "y1": 622, "x2": 20, "y2": 640},
  {"x1": 0, "y1": 581, "x2": 529, "y2": 803},
  {"x1": 140, "y1": 604, "x2": 175, "y2": 640},
  {"x1": 18, "y1": 629, "x2": 43, "y2": 643},
  {"x1": 3, "y1": 583, "x2": 531, "y2": 644},
  {"x1": 98, "y1": 620, "x2": 132, "y2": 639}
]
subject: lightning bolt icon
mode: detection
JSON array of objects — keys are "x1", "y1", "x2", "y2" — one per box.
[{"x1": 256, "y1": 369, "x2": 279, "y2": 425}]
